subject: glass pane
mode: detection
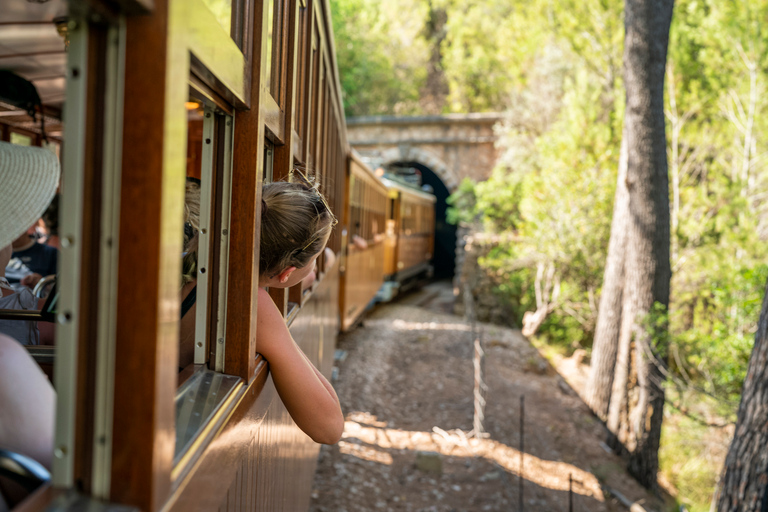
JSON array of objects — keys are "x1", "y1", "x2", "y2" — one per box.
[
  {"x1": 263, "y1": 141, "x2": 274, "y2": 183},
  {"x1": 201, "y1": 0, "x2": 232, "y2": 36},
  {"x1": 264, "y1": 0, "x2": 275, "y2": 92},
  {"x1": 10, "y1": 132, "x2": 32, "y2": 146},
  {"x1": 269, "y1": 0, "x2": 283, "y2": 97},
  {"x1": 179, "y1": 96, "x2": 205, "y2": 373},
  {"x1": 174, "y1": 369, "x2": 240, "y2": 463}
]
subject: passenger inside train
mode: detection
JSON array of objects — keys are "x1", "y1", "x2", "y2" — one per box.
[
  {"x1": 0, "y1": 244, "x2": 39, "y2": 346},
  {"x1": 5, "y1": 194, "x2": 60, "y2": 294},
  {"x1": 6, "y1": 225, "x2": 58, "y2": 291},
  {"x1": 256, "y1": 175, "x2": 344, "y2": 445},
  {"x1": 0, "y1": 141, "x2": 60, "y2": 510}
]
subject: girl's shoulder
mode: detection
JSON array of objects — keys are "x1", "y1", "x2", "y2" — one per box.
[{"x1": 257, "y1": 288, "x2": 283, "y2": 327}]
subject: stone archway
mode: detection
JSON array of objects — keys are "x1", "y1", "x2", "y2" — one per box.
[
  {"x1": 383, "y1": 155, "x2": 458, "y2": 280},
  {"x1": 376, "y1": 146, "x2": 460, "y2": 192},
  {"x1": 347, "y1": 113, "x2": 503, "y2": 286}
]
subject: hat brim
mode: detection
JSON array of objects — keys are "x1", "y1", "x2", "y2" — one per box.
[{"x1": 0, "y1": 142, "x2": 61, "y2": 250}]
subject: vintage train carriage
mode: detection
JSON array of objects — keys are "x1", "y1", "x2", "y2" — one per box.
[
  {"x1": 338, "y1": 153, "x2": 388, "y2": 331},
  {"x1": 379, "y1": 178, "x2": 436, "y2": 300},
  {"x1": 0, "y1": 0, "x2": 348, "y2": 511}
]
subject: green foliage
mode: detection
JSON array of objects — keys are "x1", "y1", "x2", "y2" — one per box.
[
  {"x1": 439, "y1": 0, "x2": 544, "y2": 112},
  {"x1": 448, "y1": 36, "x2": 620, "y2": 349},
  {"x1": 671, "y1": 263, "x2": 768, "y2": 399},
  {"x1": 445, "y1": 177, "x2": 478, "y2": 225},
  {"x1": 442, "y1": 0, "x2": 768, "y2": 400},
  {"x1": 330, "y1": 0, "x2": 428, "y2": 116},
  {"x1": 659, "y1": 414, "x2": 724, "y2": 512}
]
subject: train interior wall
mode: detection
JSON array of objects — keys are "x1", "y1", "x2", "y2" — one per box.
[{"x1": 392, "y1": 161, "x2": 456, "y2": 280}]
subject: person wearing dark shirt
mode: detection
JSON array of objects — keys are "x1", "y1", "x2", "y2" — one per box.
[{"x1": 6, "y1": 229, "x2": 58, "y2": 288}]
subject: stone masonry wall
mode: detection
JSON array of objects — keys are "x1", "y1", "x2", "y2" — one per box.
[{"x1": 347, "y1": 114, "x2": 503, "y2": 191}]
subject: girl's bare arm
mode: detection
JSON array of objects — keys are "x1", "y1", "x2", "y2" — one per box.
[{"x1": 256, "y1": 288, "x2": 344, "y2": 444}]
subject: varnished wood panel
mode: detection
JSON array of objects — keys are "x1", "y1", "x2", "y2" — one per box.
[
  {"x1": 393, "y1": 192, "x2": 435, "y2": 279},
  {"x1": 225, "y1": 0, "x2": 267, "y2": 382},
  {"x1": 341, "y1": 242, "x2": 385, "y2": 331},
  {"x1": 111, "y1": 2, "x2": 175, "y2": 509}
]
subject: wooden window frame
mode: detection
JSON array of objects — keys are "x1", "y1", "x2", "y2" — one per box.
[{"x1": 112, "y1": 1, "x2": 257, "y2": 509}]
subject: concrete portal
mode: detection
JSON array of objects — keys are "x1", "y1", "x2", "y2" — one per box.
[
  {"x1": 347, "y1": 114, "x2": 503, "y2": 279},
  {"x1": 346, "y1": 113, "x2": 503, "y2": 192}
]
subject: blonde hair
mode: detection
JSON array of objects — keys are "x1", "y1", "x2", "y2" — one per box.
[
  {"x1": 260, "y1": 178, "x2": 336, "y2": 277},
  {"x1": 181, "y1": 180, "x2": 200, "y2": 287}
]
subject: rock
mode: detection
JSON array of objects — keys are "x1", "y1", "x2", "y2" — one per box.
[
  {"x1": 334, "y1": 349, "x2": 348, "y2": 362},
  {"x1": 415, "y1": 451, "x2": 443, "y2": 474}
]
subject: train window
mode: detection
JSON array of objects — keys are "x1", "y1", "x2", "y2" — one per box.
[
  {"x1": 265, "y1": 0, "x2": 288, "y2": 102},
  {"x1": 174, "y1": 88, "x2": 239, "y2": 463},
  {"x1": 179, "y1": 89, "x2": 234, "y2": 374},
  {"x1": 264, "y1": 0, "x2": 275, "y2": 91},
  {"x1": 294, "y1": 2, "x2": 309, "y2": 144},
  {"x1": 9, "y1": 131, "x2": 33, "y2": 146},
  {"x1": 264, "y1": 141, "x2": 274, "y2": 183}
]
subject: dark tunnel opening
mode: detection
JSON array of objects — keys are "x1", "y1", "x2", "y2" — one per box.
[{"x1": 389, "y1": 161, "x2": 457, "y2": 280}]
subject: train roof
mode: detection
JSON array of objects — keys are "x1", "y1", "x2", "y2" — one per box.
[
  {"x1": 349, "y1": 151, "x2": 387, "y2": 187},
  {"x1": 381, "y1": 177, "x2": 437, "y2": 203}
]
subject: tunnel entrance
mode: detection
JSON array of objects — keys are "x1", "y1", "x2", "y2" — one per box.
[{"x1": 387, "y1": 161, "x2": 457, "y2": 279}]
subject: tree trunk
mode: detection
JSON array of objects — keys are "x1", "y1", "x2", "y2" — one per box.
[
  {"x1": 610, "y1": 0, "x2": 674, "y2": 489},
  {"x1": 586, "y1": 133, "x2": 629, "y2": 420},
  {"x1": 420, "y1": 0, "x2": 448, "y2": 115},
  {"x1": 716, "y1": 279, "x2": 768, "y2": 511},
  {"x1": 607, "y1": 305, "x2": 634, "y2": 448}
]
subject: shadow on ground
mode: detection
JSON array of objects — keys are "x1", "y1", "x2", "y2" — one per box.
[{"x1": 311, "y1": 282, "x2": 670, "y2": 512}]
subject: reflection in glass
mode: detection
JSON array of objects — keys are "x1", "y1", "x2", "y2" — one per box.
[
  {"x1": 10, "y1": 132, "x2": 32, "y2": 146},
  {"x1": 202, "y1": 0, "x2": 232, "y2": 36},
  {"x1": 174, "y1": 369, "x2": 241, "y2": 463},
  {"x1": 179, "y1": 99, "x2": 204, "y2": 372},
  {"x1": 265, "y1": 0, "x2": 275, "y2": 90}
]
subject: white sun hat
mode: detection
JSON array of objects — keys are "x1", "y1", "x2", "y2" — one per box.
[{"x1": 0, "y1": 141, "x2": 60, "y2": 250}]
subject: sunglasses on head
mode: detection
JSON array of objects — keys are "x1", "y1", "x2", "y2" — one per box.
[{"x1": 289, "y1": 168, "x2": 338, "y2": 252}]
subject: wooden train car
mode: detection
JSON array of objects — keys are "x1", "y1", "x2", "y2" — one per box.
[
  {"x1": 378, "y1": 178, "x2": 436, "y2": 301},
  {"x1": 337, "y1": 153, "x2": 388, "y2": 331},
  {"x1": 0, "y1": 0, "x2": 349, "y2": 511}
]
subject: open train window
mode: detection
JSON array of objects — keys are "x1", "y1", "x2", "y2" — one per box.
[
  {"x1": 174, "y1": 87, "x2": 240, "y2": 465},
  {"x1": 9, "y1": 131, "x2": 33, "y2": 146},
  {"x1": 180, "y1": 88, "x2": 235, "y2": 373},
  {"x1": 264, "y1": 140, "x2": 274, "y2": 183}
]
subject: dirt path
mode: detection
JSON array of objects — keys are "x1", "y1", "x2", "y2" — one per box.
[{"x1": 310, "y1": 281, "x2": 668, "y2": 512}]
